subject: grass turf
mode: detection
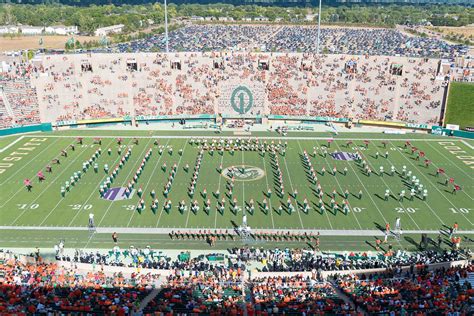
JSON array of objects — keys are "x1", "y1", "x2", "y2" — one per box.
[
  {"x1": 0, "y1": 131, "x2": 473, "y2": 250},
  {"x1": 445, "y1": 82, "x2": 474, "y2": 129}
]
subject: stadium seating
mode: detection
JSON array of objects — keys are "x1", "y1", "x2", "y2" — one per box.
[
  {"x1": 0, "y1": 248, "x2": 471, "y2": 314},
  {"x1": 336, "y1": 265, "x2": 474, "y2": 314},
  {"x1": 0, "y1": 52, "x2": 448, "y2": 127},
  {"x1": 0, "y1": 254, "x2": 158, "y2": 314}
]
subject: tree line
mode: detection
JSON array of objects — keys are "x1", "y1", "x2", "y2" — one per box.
[{"x1": 0, "y1": 3, "x2": 472, "y2": 35}]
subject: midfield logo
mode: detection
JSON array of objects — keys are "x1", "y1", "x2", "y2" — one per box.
[{"x1": 222, "y1": 165, "x2": 265, "y2": 181}]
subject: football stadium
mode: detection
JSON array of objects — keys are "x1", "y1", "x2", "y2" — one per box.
[{"x1": 0, "y1": 11, "x2": 473, "y2": 316}]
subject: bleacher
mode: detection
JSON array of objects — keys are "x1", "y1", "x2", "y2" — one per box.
[
  {"x1": 0, "y1": 94, "x2": 13, "y2": 129},
  {"x1": 25, "y1": 52, "x2": 446, "y2": 126},
  {"x1": 0, "y1": 78, "x2": 40, "y2": 127}
]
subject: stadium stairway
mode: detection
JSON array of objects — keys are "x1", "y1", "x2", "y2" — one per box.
[
  {"x1": 0, "y1": 89, "x2": 14, "y2": 117},
  {"x1": 461, "y1": 272, "x2": 474, "y2": 288},
  {"x1": 138, "y1": 281, "x2": 163, "y2": 312},
  {"x1": 329, "y1": 280, "x2": 367, "y2": 316}
]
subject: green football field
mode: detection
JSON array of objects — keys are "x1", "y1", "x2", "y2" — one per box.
[{"x1": 0, "y1": 130, "x2": 473, "y2": 250}]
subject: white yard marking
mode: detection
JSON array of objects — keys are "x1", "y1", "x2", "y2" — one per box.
[
  {"x1": 328, "y1": 143, "x2": 390, "y2": 227},
  {"x1": 322, "y1": 141, "x2": 362, "y2": 230},
  {"x1": 261, "y1": 153, "x2": 275, "y2": 229},
  {"x1": 40, "y1": 138, "x2": 116, "y2": 226},
  {"x1": 425, "y1": 141, "x2": 474, "y2": 184},
  {"x1": 97, "y1": 138, "x2": 155, "y2": 227},
  {"x1": 214, "y1": 153, "x2": 225, "y2": 228},
  {"x1": 461, "y1": 140, "x2": 474, "y2": 150},
  {"x1": 357, "y1": 149, "x2": 422, "y2": 230},
  {"x1": 281, "y1": 146, "x2": 305, "y2": 229},
  {"x1": 66, "y1": 139, "x2": 133, "y2": 227},
  {"x1": 0, "y1": 136, "x2": 24, "y2": 153},
  {"x1": 126, "y1": 140, "x2": 170, "y2": 227},
  {"x1": 0, "y1": 137, "x2": 63, "y2": 186},
  {"x1": 1, "y1": 225, "x2": 474, "y2": 235},
  {"x1": 389, "y1": 141, "x2": 473, "y2": 227},
  {"x1": 157, "y1": 141, "x2": 188, "y2": 228},
  {"x1": 297, "y1": 140, "x2": 334, "y2": 230},
  {"x1": 381, "y1": 145, "x2": 446, "y2": 226},
  {"x1": 36, "y1": 134, "x2": 456, "y2": 141},
  {"x1": 10, "y1": 142, "x2": 96, "y2": 225},
  {"x1": 241, "y1": 151, "x2": 245, "y2": 215}
]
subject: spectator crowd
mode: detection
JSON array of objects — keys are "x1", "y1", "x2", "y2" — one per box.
[
  {"x1": 0, "y1": 25, "x2": 467, "y2": 129},
  {"x1": 0, "y1": 51, "x2": 446, "y2": 127},
  {"x1": 1, "y1": 247, "x2": 471, "y2": 315},
  {"x1": 115, "y1": 25, "x2": 468, "y2": 59}
]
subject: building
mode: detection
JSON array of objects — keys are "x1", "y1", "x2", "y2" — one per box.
[
  {"x1": 44, "y1": 25, "x2": 78, "y2": 35},
  {"x1": 94, "y1": 24, "x2": 125, "y2": 37},
  {"x1": 19, "y1": 26, "x2": 44, "y2": 35},
  {"x1": 0, "y1": 26, "x2": 19, "y2": 34},
  {"x1": 218, "y1": 17, "x2": 234, "y2": 22},
  {"x1": 254, "y1": 16, "x2": 269, "y2": 22}
]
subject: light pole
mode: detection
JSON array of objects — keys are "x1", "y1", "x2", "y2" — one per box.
[
  {"x1": 316, "y1": 0, "x2": 322, "y2": 54},
  {"x1": 164, "y1": 0, "x2": 169, "y2": 53}
]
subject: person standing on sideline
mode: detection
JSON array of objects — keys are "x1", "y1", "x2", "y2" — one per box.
[
  {"x1": 395, "y1": 217, "x2": 401, "y2": 239},
  {"x1": 88, "y1": 213, "x2": 95, "y2": 230},
  {"x1": 112, "y1": 232, "x2": 118, "y2": 244}
]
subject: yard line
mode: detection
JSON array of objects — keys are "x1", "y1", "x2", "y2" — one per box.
[
  {"x1": 261, "y1": 154, "x2": 275, "y2": 229},
  {"x1": 425, "y1": 141, "x2": 474, "y2": 182},
  {"x1": 10, "y1": 142, "x2": 95, "y2": 225},
  {"x1": 0, "y1": 137, "x2": 63, "y2": 186},
  {"x1": 316, "y1": 141, "x2": 363, "y2": 229},
  {"x1": 97, "y1": 138, "x2": 155, "y2": 227},
  {"x1": 356, "y1": 149, "x2": 422, "y2": 230},
  {"x1": 389, "y1": 141, "x2": 473, "y2": 227},
  {"x1": 296, "y1": 140, "x2": 333, "y2": 230},
  {"x1": 40, "y1": 138, "x2": 116, "y2": 226},
  {"x1": 126, "y1": 140, "x2": 170, "y2": 227},
  {"x1": 82, "y1": 231, "x2": 96, "y2": 250},
  {"x1": 329, "y1": 143, "x2": 390, "y2": 227},
  {"x1": 0, "y1": 135, "x2": 24, "y2": 153},
  {"x1": 424, "y1": 141, "x2": 474, "y2": 202},
  {"x1": 4, "y1": 225, "x2": 474, "y2": 235},
  {"x1": 214, "y1": 153, "x2": 225, "y2": 228},
  {"x1": 241, "y1": 151, "x2": 245, "y2": 214},
  {"x1": 380, "y1": 145, "x2": 446, "y2": 226},
  {"x1": 66, "y1": 139, "x2": 133, "y2": 227},
  {"x1": 461, "y1": 140, "x2": 474, "y2": 150},
  {"x1": 37, "y1": 134, "x2": 454, "y2": 141},
  {"x1": 281, "y1": 146, "x2": 305, "y2": 229},
  {"x1": 157, "y1": 141, "x2": 188, "y2": 228}
]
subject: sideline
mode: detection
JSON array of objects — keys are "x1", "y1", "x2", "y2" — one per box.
[
  {"x1": 0, "y1": 226, "x2": 473, "y2": 235},
  {"x1": 28, "y1": 135, "x2": 456, "y2": 141}
]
